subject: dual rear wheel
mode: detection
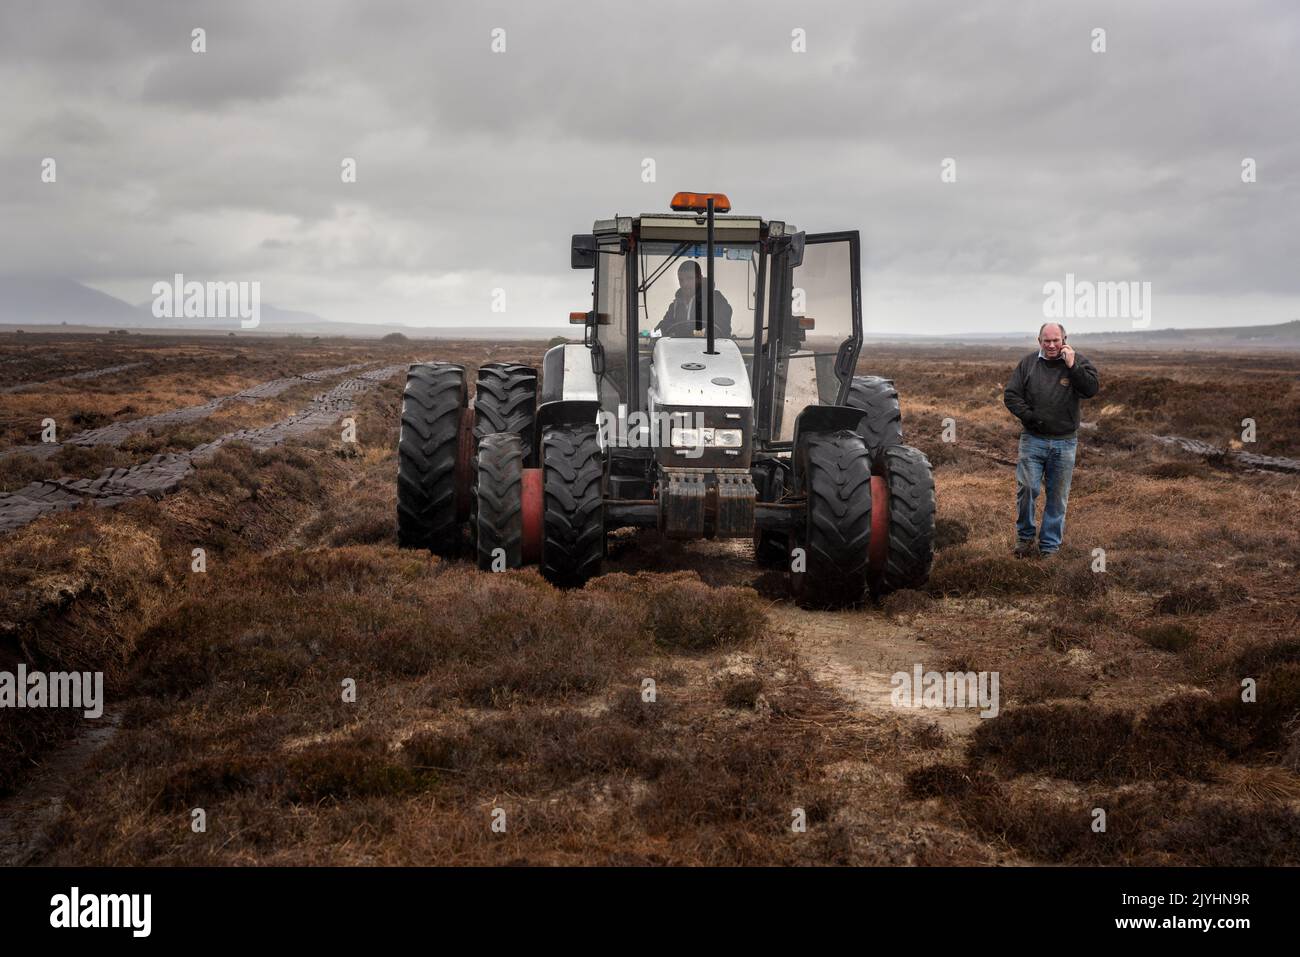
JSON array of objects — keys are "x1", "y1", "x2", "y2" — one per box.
[
  {"x1": 791, "y1": 429, "x2": 935, "y2": 608},
  {"x1": 474, "y1": 421, "x2": 604, "y2": 587},
  {"x1": 397, "y1": 359, "x2": 601, "y2": 586},
  {"x1": 784, "y1": 375, "x2": 932, "y2": 606},
  {"x1": 397, "y1": 360, "x2": 538, "y2": 562}
]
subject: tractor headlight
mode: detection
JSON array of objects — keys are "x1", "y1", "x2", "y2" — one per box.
[
  {"x1": 670, "y1": 427, "x2": 701, "y2": 448},
  {"x1": 669, "y1": 427, "x2": 742, "y2": 448}
]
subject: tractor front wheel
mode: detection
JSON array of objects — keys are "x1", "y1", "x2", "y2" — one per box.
[
  {"x1": 540, "y1": 423, "x2": 604, "y2": 587},
  {"x1": 793, "y1": 429, "x2": 874, "y2": 608}
]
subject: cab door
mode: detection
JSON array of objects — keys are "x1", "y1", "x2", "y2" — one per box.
[
  {"x1": 592, "y1": 237, "x2": 632, "y2": 415},
  {"x1": 764, "y1": 231, "x2": 862, "y2": 443}
]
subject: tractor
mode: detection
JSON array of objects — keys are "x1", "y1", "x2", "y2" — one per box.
[{"x1": 396, "y1": 192, "x2": 935, "y2": 607}]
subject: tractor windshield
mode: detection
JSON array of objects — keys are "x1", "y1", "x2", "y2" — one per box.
[{"x1": 636, "y1": 240, "x2": 760, "y2": 347}]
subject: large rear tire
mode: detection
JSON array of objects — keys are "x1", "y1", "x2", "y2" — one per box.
[
  {"x1": 540, "y1": 423, "x2": 604, "y2": 587},
  {"x1": 397, "y1": 362, "x2": 468, "y2": 555},
  {"x1": 846, "y1": 375, "x2": 903, "y2": 453},
  {"x1": 474, "y1": 362, "x2": 538, "y2": 460},
  {"x1": 471, "y1": 363, "x2": 537, "y2": 551},
  {"x1": 475, "y1": 432, "x2": 525, "y2": 571},
  {"x1": 870, "y1": 444, "x2": 935, "y2": 596},
  {"x1": 794, "y1": 429, "x2": 874, "y2": 608}
]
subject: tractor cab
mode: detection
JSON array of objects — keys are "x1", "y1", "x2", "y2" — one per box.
[{"x1": 567, "y1": 192, "x2": 862, "y2": 447}]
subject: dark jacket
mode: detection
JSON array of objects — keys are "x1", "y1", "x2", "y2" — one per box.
[
  {"x1": 1003, "y1": 350, "x2": 1100, "y2": 438},
  {"x1": 658, "y1": 288, "x2": 733, "y2": 339}
]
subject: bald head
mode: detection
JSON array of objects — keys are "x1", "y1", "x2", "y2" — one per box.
[{"x1": 1038, "y1": 322, "x2": 1066, "y2": 359}]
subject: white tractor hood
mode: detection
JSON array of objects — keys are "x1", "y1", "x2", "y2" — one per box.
[{"x1": 649, "y1": 338, "x2": 752, "y2": 408}]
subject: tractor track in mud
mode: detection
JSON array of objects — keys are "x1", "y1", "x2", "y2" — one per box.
[
  {"x1": 0, "y1": 363, "x2": 409, "y2": 535},
  {"x1": 964, "y1": 426, "x2": 1300, "y2": 474},
  {"x1": 0, "y1": 361, "x2": 373, "y2": 462},
  {"x1": 1150, "y1": 434, "x2": 1300, "y2": 474},
  {"x1": 1, "y1": 361, "x2": 147, "y2": 395}
]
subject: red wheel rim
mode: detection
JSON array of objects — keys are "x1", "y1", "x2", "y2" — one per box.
[
  {"x1": 868, "y1": 474, "x2": 889, "y2": 574},
  {"x1": 521, "y1": 467, "x2": 544, "y2": 564},
  {"x1": 454, "y1": 405, "x2": 474, "y2": 521}
]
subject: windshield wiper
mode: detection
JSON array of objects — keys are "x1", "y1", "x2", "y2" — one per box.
[{"x1": 639, "y1": 240, "x2": 692, "y2": 294}]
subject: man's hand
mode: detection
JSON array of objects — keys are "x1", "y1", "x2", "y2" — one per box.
[{"x1": 1061, "y1": 344, "x2": 1076, "y2": 368}]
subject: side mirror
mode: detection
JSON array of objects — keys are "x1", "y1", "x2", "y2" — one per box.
[
  {"x1": 789, "y1": 231, "x2": 806, "y2": 269},
  {"x1": 571, "y1": 234, "x2": 597, "y2": 269}
]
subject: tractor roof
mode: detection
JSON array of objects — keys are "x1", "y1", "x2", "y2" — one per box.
[
  {"x1": 591, "y1": 192, "x2": 794, "y2": 241},
  {"x1": 593, "y1": 213, "x2": 790, "y2": 242}
]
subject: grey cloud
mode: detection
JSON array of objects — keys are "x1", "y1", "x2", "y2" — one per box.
[{"x1": 0, "y1": 0, "x2": 1296, "y2": 331}]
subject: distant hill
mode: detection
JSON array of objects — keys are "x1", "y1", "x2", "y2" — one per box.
[
  {"x1": 864, "y1": 320, "x2": 1300, "y2": 351},
  {"x1": 0, "y1": 277, "x2": 1294, "y2": 348},
  {"x1": 0, "y1": 277, "x2": 564, "y2": 338},
  {"x1": 1069, "y1": 320, "x2": 1300, "y2": 349},
  {"x1": 0, "y1": 277, "x2": 141, "y2": 326},
  {"x1": 0, "y1": 277, "x2": 355, "y2": 333}
]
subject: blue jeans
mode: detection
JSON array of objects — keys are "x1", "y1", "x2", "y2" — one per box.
[{"x1": 1015, "y1": 434, "x2": 1077, "y2": 553}]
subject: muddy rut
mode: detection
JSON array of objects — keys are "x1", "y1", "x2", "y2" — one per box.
[
  {"x1": 0, "y1": 363, "x2": 407, "y2": 535},
  {"x1": 0, "y1": 361, "x2": 372, "y2": 461},
  {"x1": 1, "y1": 362, "x2": 146, "y2": 395}
]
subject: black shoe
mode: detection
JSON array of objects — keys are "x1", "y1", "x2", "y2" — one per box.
[{"x1": 1014, "y1": 540, "x2": 1036, "y2": 559}]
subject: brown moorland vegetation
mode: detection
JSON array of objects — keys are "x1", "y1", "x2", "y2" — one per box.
[{"x1": 1, "y1": 332, "x2": 1297, "y2": 865}]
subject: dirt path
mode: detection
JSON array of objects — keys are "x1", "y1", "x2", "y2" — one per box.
[
  {"x1": 768, "y1": 604, "x2": 983, "y2": 735},
  {"x1": 0, "y1": 711, "x2": 121, "y2": 865},
  {"x1": 607, "y1": 532, "x2": 984, "y2": 735}
]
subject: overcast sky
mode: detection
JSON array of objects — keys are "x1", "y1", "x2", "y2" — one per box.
[{"x1": 1, "y1": 0, "x2": 1297, "y2": 333}]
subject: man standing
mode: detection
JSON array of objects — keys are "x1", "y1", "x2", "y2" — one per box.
[{"x1": 1003, "y1": 322, "x2": 1100, "y2": 557}]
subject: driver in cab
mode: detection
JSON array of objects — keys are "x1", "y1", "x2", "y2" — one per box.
[{"x1": 655, "y1": 260, "x2": 733, "y2": 339}]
